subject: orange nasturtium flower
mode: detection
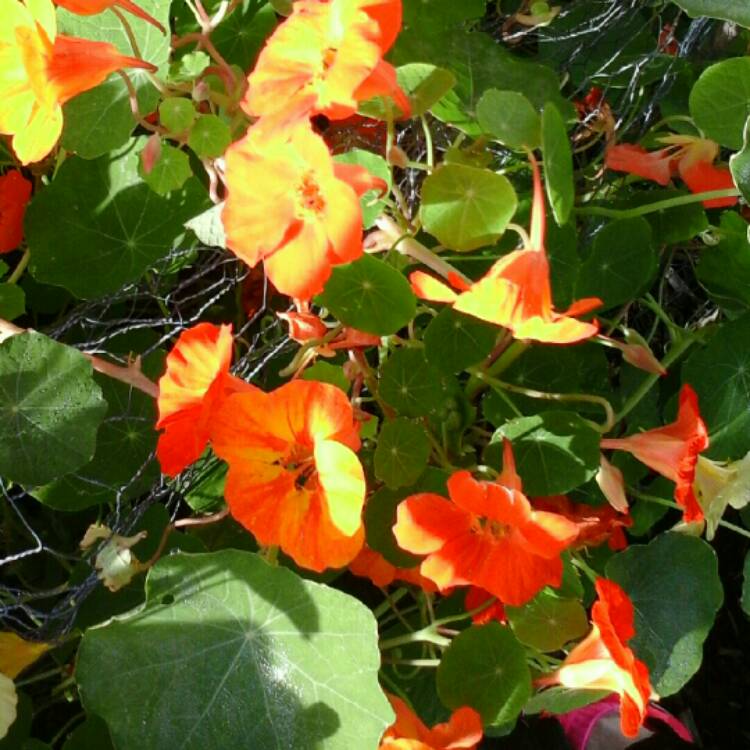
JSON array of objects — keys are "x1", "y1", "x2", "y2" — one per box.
[
  {"x1": 156, "y1": 323, "x2": 251, "y2": 477},
  {"x1": 605, "y1": 135, "x2": 738, "y2": 209},
  {"x1": 539, "y1": 578, "x2": 653, "y2": 739},
  {"x1": 210, "y1": 380, "x2": 366, "y2": 572},
  {"x1": 54, "y1": 0, "x2": 165, "y2": 32},
  {"x1": 379, "y1": 694, "x2": 483, "y2": 750},
  {"x1": 410, "y1": 155, "x2": 601, "y2": 344},
  {"x1": 0, "y1": 171, "x2": 32, "y2": 254},
  {"x1": 601, "y1": 383, "x2": 708, "y2": 523},
  {"x1": 223, "y1": 120, "x2": 386, "y2": 300},
  {"x1": 348, "y1": 546, "x2": 437, "y2": 591},
  {"x1": 243, "y1": 0, "x2": 409, "y2": 121},
  {"x1": 393, "y1": 440, "x2": 579, "y2": 606},
  {"x1": 0, "y1": 0, "x2": 156, "y2": 165}
]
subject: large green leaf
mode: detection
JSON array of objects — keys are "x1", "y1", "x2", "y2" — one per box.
[
  {"x1": 27, "y1": 140, "x2": 208, "y2": 299},
  {"x1": 696, "y1": 212, "x2": 750, "y2": 314},
  {"x1": 0, "y1": 333, "x2": 106, "y2": 487},
  {"x1": 576, "y1": 218, "x2": 656, "y2": 310},
  {"x1": 420, "y1": 164, "x2": 517, "y2": 251},
  {"x1": 436, "y1": 623, "x2": 531, "y2": 725},
  {"x1": 493, "y1": 411, "x2": 601, "y2": 496},
  {"x1": 58, "y1": 0, "x2": 171, "y2": 158},
  {"x1": 682, "y1": 314, "x2": 750, "y2": 458},
  {"x1": 671, "y1": 0, "x2": 750, "y2": 27},
  {"x1": 606, "y1": 533, "x2": 723, "y2": 696},
  {"x1": 31, "y1": 374, "x2": 158, "y2": 510},
  {"x1": 318, "y1": 255, "x2": 416, "y2": 335},
  {"x1": 76, "y1": 550, "x2": 393, "y2": 750},
  {"x1": 689, "y1": 57, "x2": 750, "y2": 150},
  {"x1": 541, "y1": 103, "x2": 574, "y2": 226}
]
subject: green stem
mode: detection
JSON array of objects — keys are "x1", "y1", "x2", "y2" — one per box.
[
  {"x1": 476, "y1": 372, "x2": 616, "y2": 433},
  {"x1": 576, "y1": 188, "x2": 740, "y2": 220},
  {"x1": 465, "y1": 341, "x2": 529, "y2": 399},
  {"x1": 373, "y1": 587, "x2": 409, "y2": 620},
  {"x1": 571, "y1": 554, "x2": 599, "y2": 583},
  {"x1": 7, "y1": 248, "x2": 29, "y2": 284},
  {"x1": 420, "y1": 115, "x2": 434, "y2": 171},
  {"x1": 15, "y1": 666, "x2": 63, "y2": 689},
  {"x1": 380, "y1": 626, "x2": 451, "y2": 651},
  {"x1": 612, "y1": 336, "x2": 695, "y2": 426},
  {"x1": 381, "y1": 658, "x2": 441, "y2": 667}
]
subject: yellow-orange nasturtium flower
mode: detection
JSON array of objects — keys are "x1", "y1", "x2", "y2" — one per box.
[{"x1": 0, "y1": 0, "x2": 156, "y2": 164}]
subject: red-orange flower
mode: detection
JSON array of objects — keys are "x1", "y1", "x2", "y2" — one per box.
[
  {"x1": 210, "y1": 380, "x2": 366, "y2": 571},
  {"x1": 539, "y1": 578, "x2": 653, "y2": 739},
  {"x1": 533, "y1": 496, "x2": 631, "y2": 551},
  {"x1": 54, "y1": 0, "x2": 164, "y2": 32},
  {"x1": 0, "y1": 0, "x2": 156, "y2": 165},
  {"x1": 410, "y1": 156, "x2": 601, "y2": 344},
  {"x1": 223, "y1": 120, "x2": 386, "y2": 300},
  {"x1": 156, "y1": 323, "x2": 251, "y2": 477},
  {"x1": 0, "y1": 171, "x2": 32, "y2": 254},
  {"x1": 243, "y1": 0, "x2": 408, "y2": 121},
  {"x1": 392, "y1": 441, "x2": 579, "y2": 606},
  {"x1": 379, "y1": 695, "x2": 483, "y2": 750},
  {"x1": 349, "y1": 546, "x2": 437, "y2": 591},
  {"x1": 605, "y1": 135, "x2": 737, "y2": 208},
  {"x1": 601, "y1": 383, "x2": 708, "y2": 523}
]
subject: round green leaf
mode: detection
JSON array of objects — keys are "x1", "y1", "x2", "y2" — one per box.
[
  {"x1": 672, "y1": 0, "x2": 750, "y2": 27},
  {"x1": 140, "y1": 143, "x2": 193, "y2": 196},
  {"x1": 31, "y1": 375, "x2": 158, "y2": 510},
  {"x1": 689, "y1": 57, "x2": 750, "y2": 150},
  {"x1": 59, "y1": 0, "x2": 171, "y2": 158},
  {"x1": 576, "y1": 217, "x2": 656, "y2": 310},
  {"x1": 300, "y1": 361, "x2": 350, "y2": 392},
  {"x1": 159, "y1": 98, "x2": 196, "y2": 135},
  {"x1": 437, "y1": 623, "x2": 531, "y2": 725},
  {"x1": 379, "y1": 348, "x2": 448, "y2": 417},
  {"x1": 374, "y1": 418, "x2": 431, "y2": 489},
  {"x1": 495, "y1": 411, "x2": 601, "y2": 495},
  {"x1": 0, "y1": 283, "x2": 25, "y2": 321},
  {"x1": 0, "y1": 333, "x2": 106, "y2": 487},
  {"x1": 506, "y1": 590, "x2": 589, "y2": 652},
  {"x1": 607, "y1": 533, "x2": 723, "y2": 696},
  {"x1": 396, "y1": 63, "x2": 456, "y2": 116},
  {"x1": 27, "y1": 139, "x2": 208, "y2": 299},
  {"x1": 541, "y1": 102, "x2": 574, "y2": 226},
  {"x1": 682, "y1": 313, "x2": 750, "y2": 458},
  {"x1": 76, "y1": 550, "x2": 393, "y2": 750},
  {"x1": 424, "y1": 307, "x2": 497, "y2": 374},
  {"x1": 188, "y1": 115, "x2": 232, "y2": 159},
  {"x1": 476, "y1": 89, "x2": 541, "y2": 150},
  {"x1": 317, "y1": 255, "x2": 416, "y2": 335},
  {"x1": 333, "y1": 150, "x2": 391, "y2": 229},
  {"x1": 420, "y1": 164, "x2": 518, "y2": 251}
]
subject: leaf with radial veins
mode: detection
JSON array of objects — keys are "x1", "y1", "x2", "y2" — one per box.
[
  {"x1": 76, "y1": 550, "x2": 393, "y2": 750},
  {"x1": 27, "y1": 139, "x2": 209, "y2": 299}
]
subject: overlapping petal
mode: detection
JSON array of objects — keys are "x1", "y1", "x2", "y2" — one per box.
[
  {"x1": 210, "y1": 380, "x2": 365, "y2": 571},
  {"x1": 393, "y1": 441, "x2": 578, "y2": 606},
  {"x1": 601, "y1": 384, "x2": 708, "y2": 522}
]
